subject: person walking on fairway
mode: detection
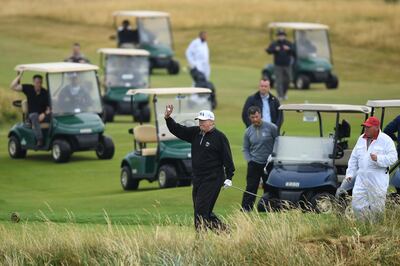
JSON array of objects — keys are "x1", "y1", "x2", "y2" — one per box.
[
  {"x1": 164, "y1": 105, "x2": 235, "y2": 232},
  {"x1": 266, "y1": 29, "x2": 293, "y2": 100},
  {"x1": 346, "y1": 116, "x2": 397, "y2": 221},
  {"x1": 241, "y1": 106, "x2": 278, "y2": 212},
  {"x1": 186, "y1": 31, "x2": 210, "y2": 81}
]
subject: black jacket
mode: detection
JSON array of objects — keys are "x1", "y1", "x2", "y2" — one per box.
[
  {"x1": 266, "y1": 39, "x2": 293, "y2": 67},
  {"x1": 242, "y1": 92, "x2": 283, "y2": 129},
  {"x1": 165, "y1": 117, "x2": 235, "y2": 179}
]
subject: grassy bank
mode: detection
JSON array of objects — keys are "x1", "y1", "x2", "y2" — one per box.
[{"x1": 2, "y1": 205, "x2": 400, "y2": 265}]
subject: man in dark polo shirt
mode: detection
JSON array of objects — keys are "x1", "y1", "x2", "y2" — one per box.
[
  {"x1": 10, "y1": 72, "x2": 50, "y2": 147},
  {"x1": 164, "y1": 105, "x2": 235, "y2": 232}
]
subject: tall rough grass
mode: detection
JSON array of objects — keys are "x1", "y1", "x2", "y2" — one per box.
[
  {"x1": 1, "y1": 204, "x2": 400, "y2": 265},
  {"x1": 1, "y1": 0, "x2": 400, "y2": 52}
]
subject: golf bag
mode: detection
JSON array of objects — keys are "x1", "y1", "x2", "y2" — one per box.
[{"x1": 190, "y1": 68, "x2": 217, "y2": 109}]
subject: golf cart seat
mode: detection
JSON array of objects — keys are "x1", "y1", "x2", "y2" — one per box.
[
  {"x1": 133, "y1": 124, "x2": 157, "y2": 156},
  {"x1": 21, "y1": 100, "x2": 50, "y2": 129},
  {"x1": 334, "y1": 120, "x2": 352, "y2": 175}
]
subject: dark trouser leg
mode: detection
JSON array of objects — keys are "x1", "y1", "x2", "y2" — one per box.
[
  {"x1": 193, "y1": 176, "x2": 224, "y2": 231},
  {"x1": 282, "y1": 66, "x2": 291, "y2": 96},
  {"x1": 275, "y1": 66, "x2": 285, "y2": 98},
  {"x1": 241, "y1": 162, "x2": 266, "y2": 211},
  {"x1": 28, "y1": 112, "x2": 43, "y2": 142}
]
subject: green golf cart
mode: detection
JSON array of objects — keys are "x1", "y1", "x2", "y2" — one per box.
[
  {"x1": 98, "y1": 48, "x2": 151, "y2": 122},
  {"x1": 8, "y1": 62, "x2": 115, "y2": 163},
  {"x1": 112, "y1": 10, "x2": 180, "y2": 75},
  {"x1": 120, "y1": 87, "x2": 212, "y2": 190},
  {"x1": 262, "y1": 22, "x2": 339, "y2": 90}
]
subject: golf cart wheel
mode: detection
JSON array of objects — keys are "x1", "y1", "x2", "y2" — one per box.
[
  {"x1": 121, "y1": 166, "x2": 139, "y2": 190},
  {"x1": 158, "y1": 164, "x2": 178, "y2": 189},
  {"x1": 310, "y1": 192, "x2": 335, "y2": 213},
  {"x1": 295, "y1": 75, "x2": 310, "y2": 90},
  {"x1": 326, "y1": 74, "x2": 339, "y2": 89},
  {"x1": 257, "y1": 192, "x2": 279, "y2": 212},
  {"x1": 103, "y1": 104, "x2": 115, "y2": 123},
  {"x1": 8, "y1": 135, "x2": 27, "y2": 159},
  {"x1": 167, "y1": 60, "x2": 180, "y2": 75},
  {"x1": 96, "y1": 136, "x2": 115, "y2": 160},
  {"x1": 52, "y1": 139, "x2": 71, "y2": 163}
]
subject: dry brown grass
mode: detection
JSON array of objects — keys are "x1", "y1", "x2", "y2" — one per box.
[
  {"x1": 1, "y1": 206, "x2": 400, "y2": 265},
  {"x1": 1, "y1": 0, "x2": 400, "y2": 51}
]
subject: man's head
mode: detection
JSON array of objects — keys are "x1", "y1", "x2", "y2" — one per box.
[
  {"x1": 195, "y1": 110, "x2": 215, "y2": 132},
  {"x1": 362, "y1": 116, "x2": 380, "y2": 138},
  {"x1": 122, "y1": 19, "x2": 130, "y2": 29},
  {"x1": 248, "y1": 106, "x2": 262, "y2": 127},
  {"x1": 258, "y1": 78, "x2": 270, "y2": 96},
  {"x1": 72, "y1": 43, "x2": 81, "y2": 56},
  {"x1": 199, "y1": 31, "x2": 207, "y2": 42},
  {"x1": 32, "y1": 74, "x2": 43, "y2": 93},
  {"x1": 277, "y1": 29, "x2": 287, "y2": 41}
]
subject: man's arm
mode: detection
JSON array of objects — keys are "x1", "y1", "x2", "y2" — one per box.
[
  {"x1": 242, "y1": 130, "x2": 251, "y2": 162},
  {"x1": 10, "y1": 72, "x2": 23, "y2": 91},
  {"x1": 274, "y1": 98, "x2": 283, "y2": 129},
  {"x1": 383, "y1": 117, "x2": 399, "y2": 141},
  {"x1": 185, "y1": 40, "x2": 197, "y2": 69},
  {"x1": 221, "y1": 133, "x2": 235, "y2": 180},
  {"x1": 376, "y1": 138, "x2": 398, "y2": 168},
  {"x1": 241, "y1": 97, "x2": 251, "y2": 127},
  {"x1": 266, "y1": 42, "x2": 276, "y2": 54},
  {"x1": 164, "y1": 105, "x2": 197, "y2": 143},
  {"x1": 345, "y1": 137, "x2": 360, "y2": 180}
]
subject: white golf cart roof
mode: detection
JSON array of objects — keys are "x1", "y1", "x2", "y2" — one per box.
[
  {"x1": 268, "y1": 22, "x2": 329, "y2": 30},
  {"x1": 366, "y1": 100, "x2": 400, "y2": 108},
  {"x1": 15, "y1": 62, "x2": 98, "y2": 73},
  {"x1": 127, "y1": 87, "x2": 211, "y2": 96},
  {"x1": 113, "y1": 10, "x2": 170, "y2": 18},
  {"x1": 97, "y1": 48, "x2": 150, "y2": 56},
  {"x1": 280, "y1": 103, "x2": 371, "y2": 113}
]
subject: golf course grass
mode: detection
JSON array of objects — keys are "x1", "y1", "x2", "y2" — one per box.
[{"x1": 1, "y1": 0, "x2": 400, "y2": 264}]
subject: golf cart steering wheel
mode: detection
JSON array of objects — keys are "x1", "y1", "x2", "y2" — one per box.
[{"x1": 335, "y1": 144, "x2": 344, "y2": 159}]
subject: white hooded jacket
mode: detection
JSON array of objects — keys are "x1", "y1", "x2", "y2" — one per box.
[{"x1": 185, "y1": 38, "x2": 210, "y2": 80}]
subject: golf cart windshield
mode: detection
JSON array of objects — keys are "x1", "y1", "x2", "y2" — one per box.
[
  {"x1": 138, "y1": 17, "x2": 172, "y2": 47},
  {"x1": 49, "y1": 71, "x2": 102, "y2": 115},
  {"x1": 273, "y1": 136, "x2": 334, "y2": 164},
  {"x1": 295, "y1": 30, "x2": 331, "y2": 62},
  {"x1": 105, "y1": 55, "x2": 149, "y2": 88},
  {"x1": 156, "y1": 94, "x2": 211, "y2": 140}
]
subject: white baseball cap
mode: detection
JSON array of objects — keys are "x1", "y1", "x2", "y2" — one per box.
[{"x1": 195, "y1": 110, "x2": 215, "y2": 121}]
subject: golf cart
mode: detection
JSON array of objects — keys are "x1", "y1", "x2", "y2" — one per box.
[
  {"x1": 112, "y1": 10, "x2": 180, "y2": 75},
  {"x1": 262, "y1": 22, "x2": 339, "y2": 90},
  {"x1": 368, "y1": 100, "x2": 400, "y2": 194},
  {"x1": 257, "y1": 104, "x2": 370, "y2": 213},
  {"x1": 98, "y1": 48, "x2": 151, "y2": 122},
  {"x1": 8, "y1": 62, "x2": 115, "y2": 163},
  {"x1": 120, "y1": 87, "x2": 212, "y2": 190}
]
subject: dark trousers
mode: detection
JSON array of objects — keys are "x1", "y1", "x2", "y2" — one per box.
[
  {"x1": 192, "y1": 171, "x2": 225, "y2": 231},
  {"x1": 241, "y1": 161, "x2": 272, "y2": 211}
]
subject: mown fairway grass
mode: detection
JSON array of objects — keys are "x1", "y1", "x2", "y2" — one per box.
[{"x1": 0, "y1": 0, "x2": 400, "y2": 264}]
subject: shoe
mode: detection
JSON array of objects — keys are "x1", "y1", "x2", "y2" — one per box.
[{"x1": 36, "y1": 139, "x2": 44, "y2": 149}]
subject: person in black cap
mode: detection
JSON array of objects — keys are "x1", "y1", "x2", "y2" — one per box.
[
  {"x1": 164, "y1": 105, "x2": 235, "y2": 232},
  {"x1": 266, "y1": 29, "x2": 293, "y2": 101},
  {"x1": 117, "y1": 20, "x2": 139, "y2": 48}
]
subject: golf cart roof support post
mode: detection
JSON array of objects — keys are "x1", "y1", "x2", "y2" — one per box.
[
  {"x1": 317, "y1": 111, "x2": 323, "y2": 137},
  {"x1": 153, "y1": 94, "x2": 161, "y2": 144},
  {"x1": 178, "y1": 94, "x2": 182, "y2": 113},
  {"x1": 331, "y1": 112, "x2": 340, "y2": 163},
  {"x1": 326, "y1": 31, "x2": 333, "y2": 65},
  {"x1": 371, "y1": 107, "x2": 375, "y2": 117},
  {"x1": 45, "y1": 73, "x2": 52, "y2": 126},
  {"x1": 381, "y1": 107, "x2": 385, "y2": 127}
]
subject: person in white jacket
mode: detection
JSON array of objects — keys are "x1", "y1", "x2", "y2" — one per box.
[
  {"x1": 185, "y1": 31, "x2": 210, "y2": 80},
  {"x1": 346, "y1": 116, "x2": 398, "y2": 221}
]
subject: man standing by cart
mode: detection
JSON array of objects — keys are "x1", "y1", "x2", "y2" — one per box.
[
  {"x1": 164, "y1": 105, "x2": 235, "y2": 232},
  {"x1": 345, "y1": 117, "x2": 397, "y2": 221},
  {"x1": 241, "y1": 106, "x2": 278, "y2": 212}
]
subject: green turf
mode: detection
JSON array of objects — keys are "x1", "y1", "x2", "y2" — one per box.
[{"x1": 0, "y1": 12, "x2": 399, "y2": 225}]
